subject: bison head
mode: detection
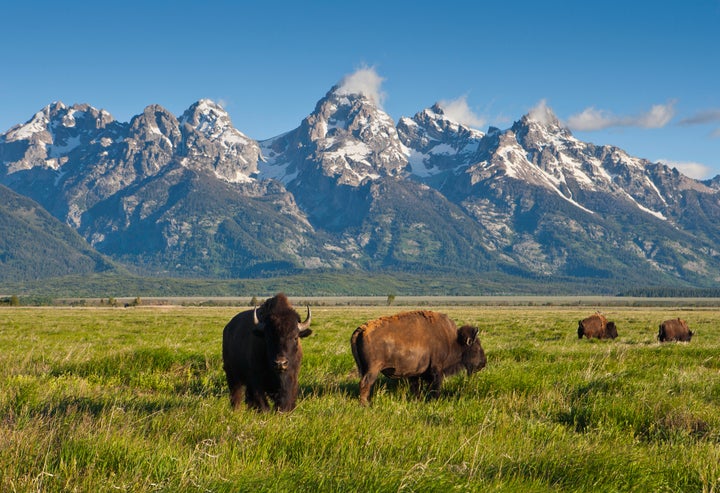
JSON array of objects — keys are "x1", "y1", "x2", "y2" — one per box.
[
  {"x1": 606, "y1": 321, "x2": 618, "y2": 339},
  {"x1": 253, "y1": 304, "x2": 312, "y2": 373},
  {"x1": 457, "y1": 325, "x2": 486, "y2": 375}
]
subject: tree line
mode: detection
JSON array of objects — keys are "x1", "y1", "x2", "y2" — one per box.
[{"x1": 619, "y1": 287, "x2": 720, "y2": 298}]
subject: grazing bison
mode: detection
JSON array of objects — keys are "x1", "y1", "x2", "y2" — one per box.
[
  {"x1": 578, "y1": 313, "x2": 618, "y2": 339},
  {"x1": 658, "y1": 318, "x2": 693, "y2": 342},
  {"x1": 350, "y1": 310, "x2": 486, "y2": 405},
  {"x1": 222, "y1": 293, "x2": 312, "y2": 412}
]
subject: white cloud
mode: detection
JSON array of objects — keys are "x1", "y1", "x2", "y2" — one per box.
[
  {"x1": 567, "y1": 101, "x2": 676, "y2": 131},
  {"x1": 659, "y1": 159, "x2": 713, "y2": 180},
  {"x1": 528, "y1": 99, "x2": 557, "y2": 125},
  {"x1": 565, "y1": 107, "x2": 615, "y2": 131},
  {"x1": 336, "y1": 66, "x2": 386, "y2": 107},
  {"x1": 437, "y1": 96, "x2": 485, "y2": 128},
  {"x1": 635, "y1": 103, "x2": 675, "y2": 128}
]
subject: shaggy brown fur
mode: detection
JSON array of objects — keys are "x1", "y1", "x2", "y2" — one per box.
[
  {"x1": 578, "y1": 313, "x2": 618, "y2": 339},
  {"x1": 658, "y1": 318, "x2": 693, "y2": 342},
  {"x1": 351, "y1": 310, "x2": 486, "y2": 405}
]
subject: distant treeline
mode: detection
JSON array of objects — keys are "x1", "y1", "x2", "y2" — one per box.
[{"x1": 620, "y1": 287, "x2": 720, "y2": 298}]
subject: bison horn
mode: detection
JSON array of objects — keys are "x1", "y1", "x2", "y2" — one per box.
[
  {"x1": 298, "y1": 306, "x2": 312, "y2": 330},
  {"x1": 466, "y1": 327, "x2": 478, "y2": 346},
  {"x1": 253, "y1": 306, "x2": 260, "y2": 326}
]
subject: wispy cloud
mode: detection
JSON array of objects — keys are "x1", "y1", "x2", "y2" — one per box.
[
  {"x1": 567, "y1": 101, "x2": 676, "y2": 131},
  {"x1": 336, "y1": 66, "x2": 386, "y2": 107},
  {"x1": 679, "y1": 109, "x2": 720, "y2": 139},
  {"x1": 437, "y1": 95, "x2": 485, "y2": 128},
  {"x1": 659, "y1": 159, "x2": 713, "y2": 180},
  {"x1": 678, "y1": 109, "x2": 720, "y2": 126}
]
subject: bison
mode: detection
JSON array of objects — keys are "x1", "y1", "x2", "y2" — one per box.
[
  {"x1": 222, "y1": 293, "x2": 312, "y2": 412},
  {"x1": 578, "y1": 313, "x2": 618, "y2": 339},
  {"x1": 658, "y1": 318, "x2": 693, "y2": 342},
  {"x1": 350, "y1": 310, "x2": 486, "y2": 405}
]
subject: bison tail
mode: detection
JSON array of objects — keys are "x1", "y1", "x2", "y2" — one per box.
[
  {"x1": 577, "y1": 322, "x2": 583, "y2": 339},
  {"x1": 350, "y1": 328, "x2": 368, "y2": 376}
]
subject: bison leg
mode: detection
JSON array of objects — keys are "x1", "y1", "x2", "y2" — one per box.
[
  {"x1": 229, "y1": 384, "x2": 245, "y2": 409},
  {"x1": 225, "y1": 370, "x2": 245, "y2": 410},
  {"x1": 409, "y1": 377, "x2": 422, "y2": 397},
  {"x1": 273, "y1": 384, "x2": 298, "y2": 413},
  {"x1": 427, "y1": 368, "x2": 444, "y2": 399},
  {"x1": 245, "y1": 386, "x2": 270, "y2": 412},
  {"x1": 359, "y1": 370, "x2": 380, "y2": 406}
]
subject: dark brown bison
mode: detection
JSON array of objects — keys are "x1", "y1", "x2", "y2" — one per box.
[
  {"x1": 222, "y1": 293, "x2": 312, "y2": 412},
  {"x1": 578, "y1": 313, "x2": 618, "y2": 339},
  {"x1": 658, "y1": 318, "x2": 693, "y2": 342},
  {"x1": 350, "y1": 310, "x2": 486, "y2": 405}
]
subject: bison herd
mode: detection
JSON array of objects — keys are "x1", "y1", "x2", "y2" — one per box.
[
  {"x1": 222, "y1": 293, "x2": 695, "y2": 412},
  {"x1": 577, "y1": 312, "x2": 693, "y2": 342}
]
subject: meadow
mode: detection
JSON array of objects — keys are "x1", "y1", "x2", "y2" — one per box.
[{"x1": 1, "y1": 303, "x2": 719, "y2": 492}]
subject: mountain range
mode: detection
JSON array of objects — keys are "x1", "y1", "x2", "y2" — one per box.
[{"x1": 2, "y1": 81, "x2": 720, "y2": 292}]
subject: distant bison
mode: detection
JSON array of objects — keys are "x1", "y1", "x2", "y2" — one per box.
[
  {"x1": 222, "y1": 293, "x2": 312, "y2": 412},
  {"x1": 350, "y1": 310, "x2": 486, "y2": 405},
  {"x1": 658, "y1": 318, "x2": 693, "y2": 342},
  {"x1": 578, "y1": 313, "x2": 618, "y2": 339}
]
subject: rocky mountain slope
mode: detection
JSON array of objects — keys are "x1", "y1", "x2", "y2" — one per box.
[
  {"x1": 0, "y1": 183, "x2": 116, "y2": 281},
  {"x1": 2, "y1": 84, "x2": 719, "y2": 288}
]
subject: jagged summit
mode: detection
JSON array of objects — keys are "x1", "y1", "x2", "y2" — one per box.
[
  {"x1": 3, "y1": 101, "x2": 114, "y2": 143},
  {"x1": 260, "y1": 82, "x2": 407, "y2": 187},
  {"x1": 181, "y1": 99, "x2": 234, "y2": 137},
  {"x1": 179, "y1": 99, "x2": 261, "y2": 182},
  {"x1": 0, "y1": 102, "x2": 121, "y2": 175},
  {"x1": 398, "y1": 102, "x2": 484, "y2": 178},
  {"x1": 513, "y1": 102, "x2": 574, "y2": 148}
]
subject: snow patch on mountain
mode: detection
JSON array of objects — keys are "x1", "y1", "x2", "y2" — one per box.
[
  {"x1": 257, "y1": 134, "x2": 298, "y2": 184},
  {"x1": 621, "y1": 189, "x2": 667, "y2": 220},
  {"x1": 48, "y1": 135, "x2": 81, "y2": 157}
]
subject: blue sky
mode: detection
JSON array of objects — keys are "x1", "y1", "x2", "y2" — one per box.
[{"x1": 2, "y1": 1, "x2": 719, "y2": 178}]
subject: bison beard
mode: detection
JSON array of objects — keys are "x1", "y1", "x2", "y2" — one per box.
[{"x1": 222, "y1": 293, "x2": 311, "y2": 412}]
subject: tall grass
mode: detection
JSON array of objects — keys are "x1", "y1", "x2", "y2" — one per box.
[{"x1": 1, "y1": 305, "x2": 719, "y2": 491}]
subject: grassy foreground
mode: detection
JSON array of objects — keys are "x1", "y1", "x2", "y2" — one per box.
[{"x1": 1, "y1": 304, "x2": 719, "y2": 492}]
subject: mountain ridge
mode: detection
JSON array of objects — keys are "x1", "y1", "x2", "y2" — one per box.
[{"x1": 2, "y1": 83, "x2": 719, "y2": 289}]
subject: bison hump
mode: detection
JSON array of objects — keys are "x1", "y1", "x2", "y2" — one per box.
[{"x1": 359, "y1": 310, "x2": 447, "y2": 335}]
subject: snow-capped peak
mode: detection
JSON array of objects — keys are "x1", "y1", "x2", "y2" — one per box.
[
  {"x1": 4, "y1": 101, "x2": 69, "y2": 142},
  {"x1": 177, "y1": 99, "x2": 260, "y2": 183},
  {"x1": 180, "y1": 99, "x2": 235, "y2": 138},
  {"x1": 0, "y1": 102, "x2": 120, "y2": 175},
  {"x1": 259, "y1": 81, "x2": 406, "y2": 187},
  {"x1": 398, "y1": 103, "x2": 485, "y2": 178}
]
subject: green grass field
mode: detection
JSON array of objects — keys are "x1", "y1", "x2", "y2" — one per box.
[{"x1": 1, "y1": 304, "x2": 719, "y2": 492}]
